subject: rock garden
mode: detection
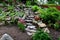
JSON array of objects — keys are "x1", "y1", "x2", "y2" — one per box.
[{"x1": 0, "y1": 0, "x2": 60, "y2": 40}]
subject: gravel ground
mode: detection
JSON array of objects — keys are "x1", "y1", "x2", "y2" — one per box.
[{"x1": 0, "y1": 25, "x2": 31, "y2": 40}]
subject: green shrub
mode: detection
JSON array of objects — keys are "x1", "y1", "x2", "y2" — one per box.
[
  {"x1": 26, "y1": 0, "x2": 37, "y2": 6},
  {"x1": 32, "y1": 5, "x2": 40, "y2": 12},
  {"x1": 26, "y1": 1, "x2": 31, "y2": 7},
  {"x1": 18, "y1": 22, "x2": 25, "y2": 32},
  {"x1": 39, "y1": 7, "x2": 60, "y2": 24},
  {"x1": 32, "y1": 30, "x2": 52, "y2": 40},
  {"x1": 54, "y1": 23, "x2": 60, "y2": 30},
  {"x1": 7, "y1": 0, "x2": 13, "y2": 3},
  {"x1": 8, "y1": 5, "x2": 14, "y2": 10}
]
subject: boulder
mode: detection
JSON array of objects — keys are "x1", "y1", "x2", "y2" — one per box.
[{"x1": 0, "y1": 34, "x2": 14, "y2": 40}]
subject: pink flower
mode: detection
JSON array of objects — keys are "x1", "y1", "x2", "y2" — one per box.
[{"x1": 18, "y1": 18, "x2": 26, "y2": 24}]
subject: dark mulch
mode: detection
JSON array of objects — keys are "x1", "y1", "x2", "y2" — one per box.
[
  {"x1": 49, "y1": 28, "x2": 60, "y2": 40},
  {"x1": 0, "y1": 25, "x2": 31, "y2": 40}
]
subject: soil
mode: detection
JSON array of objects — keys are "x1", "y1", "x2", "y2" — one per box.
[
  {"x1": 0, "y1": 25, "x2": 60, "y2": 40},
  {"x1": 49, "y1": 28, "x2": 60, "y2": 40},
  {"x1": 0, "y1": 25, "x2": 31, "y2": 40}
]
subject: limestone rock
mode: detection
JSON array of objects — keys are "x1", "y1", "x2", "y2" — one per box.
[
  {"x1": 28, "y1": 15, "x2": 34, "y2": 18},
  {"x1": 27, "y1": 32, "x2": 34, "y2": 36},
  {"x1": 27, "y1": 26, "x2": 36, "y2": 29},
  {"x1": 5, "y1": 17, "x2": 11, "y2": 21},
  {"x1": 25, "y1": 28, "x2": 36, "y2": 32},
  {"x1": 43, "y1": 28, "x2": 50, "y2": 33},
  {"x1": 25, "y1": 20, "x2": 32, "y2": 23},
  {"x1": 0, "y1": 21, "x2": 4, "y2": 25},
  {"x1": 26, "y1": 25, "x2": 36, "y2": 36},
  {"x1": 38, "y1": 23, "x2": 46, "y2": 27},
  {"x1": 22, "y1": 14, "x2": 26, "y2": 19},
  {"x1": 26, "y1": 23, "x2": 33, "y2": 26},
  {"x1": 32, "y1": 19, "x2": 37, "y2": 23},
  {"x1": 35, "y1": 12, "x2": 39, "y2": 15},
  {"x1": 0, "y1": 34, "x2": 14, "y2": 40}
]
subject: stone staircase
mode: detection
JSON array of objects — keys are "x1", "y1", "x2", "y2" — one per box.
[
  {"x1": 24, "y1": 8, "x2": 50, "y2": 36},
  {"x1": 25, "y1": 15, "x2": 37, "y2": 35},
  {"x1": 24, "y1": 8, "x2": 37, "y2": 35}
]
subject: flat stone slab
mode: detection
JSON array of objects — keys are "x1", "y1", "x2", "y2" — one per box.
[
  {"x1": 25, "y1": 20, "x2": 32, "y2": 23},
  {"x1": 28, "y1": 15, "x2": 34, "y2": 18},
  {"x1": 25, "y1": 28, "x2": 36, "y2": 32},
  {"x1": 27, "y1": 26, "x2": 36, "y2": 29},
  {"x1": 26, "y1": 23, "x2": 33, "y2": 26}
]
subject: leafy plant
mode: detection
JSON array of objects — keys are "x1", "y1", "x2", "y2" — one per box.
[
  {"x1": 32, "y1": 29, "x2": 52, "y2": 40},
  {"x1": 8, "y1": 5, "x2": 14, "y2": 11},
  {"x1": 7, "y1": 0, "x2": 13, "y2": 3},
  {"x1": 54, "y1": 22, "x2": 60, "y2": 30},
  {"x1": 48, "y1": 0, "x2": 55, "y2": 4},
  {"x1": 26, "y1": 1, "x2": 31, "y2": 7},
  {"x1": 26, "y1": 0, "x2": 37, "y2": 6},
  {"x1": 18, "y1": 22, "x2": 25, "y2": 32},
  {"x1": 58, "y1": 36, "x2": 60, "y2": 40},
  {"x1": 39, "y1": 7, "x2": 60, "y2": 24},
  {"x1": 16, "y1": 0, "x2": 21, "y2": 2},
  {"x1": 32, "y1": 5, "x2": 40, "y2": 12},
  {"x1": 15, "y1": 11, "x2": 24, "y2": 17}
]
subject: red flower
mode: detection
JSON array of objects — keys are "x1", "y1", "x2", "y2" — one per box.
[{"x1": 56, "y1": 6, "x2": 60, "y2": 10}]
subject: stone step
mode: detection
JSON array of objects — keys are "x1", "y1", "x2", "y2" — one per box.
[
  {"x1": 26, "y1": 23, "x2": 33, "y2": 26},
  {"x1": 25, "y1": 18, "x2": 33, "y2": 20},
  {"x1": 25, "y1": 20, "x2": 32, "y2": 23},
  {"x1": 27, "y1": 25, "x2": 36, "y2": 29},
  {"x1": 26, "y1": 32, "x2": 34, "y2": 36},
  {"x1": 28, "y1": 15, "x2": 34, "y2": 18},
  {"x1": 25, "y1": 28, "x2": 36, "y2": 32}
]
